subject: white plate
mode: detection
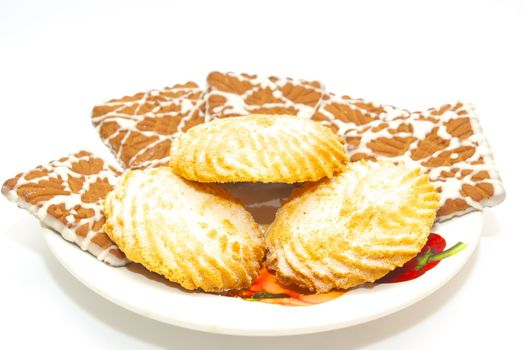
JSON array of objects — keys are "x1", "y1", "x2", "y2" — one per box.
[{"x1": 44, "y1": 205, "x2": 482, "y2": 336}]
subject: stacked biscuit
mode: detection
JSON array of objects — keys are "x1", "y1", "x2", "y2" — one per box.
[
  {"x1": 2, "y1": 71, "x2": 506, "y2": 294},
  {"x1": 102, "y1": 112, "x2": 437, "y2": 293},
  {"x1": 103, "y1": 114, "x2": 351, "y2": 292}
]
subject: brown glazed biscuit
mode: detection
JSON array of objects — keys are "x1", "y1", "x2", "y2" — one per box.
[
  {"x1": 265, "y1": 160, "x2": 440, "y2": 293},
  {"x1": 103, "y1": 167, "x2": 265, "y2": 292},
  {"x1": 170, "y1": 114, "x2": 348, "y2": 183},
  {"x1": 91, "y1": 82, "x2": 205, "y2": 169},
  {"x1": 313, "y1": 96, "x2": 505, "y2": 221},
  {"x1": 205, "y1": 71, "x2": 325, "y2": 120},
  {"x1": 311, "y1": 92, "x2": 410, "y2": 134},
  {"x1": 2, "y1": 151, "x2": 128, "y2": 266}
]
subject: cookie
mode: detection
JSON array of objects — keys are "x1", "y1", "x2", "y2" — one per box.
[
  {"x1": 103, "y1": 167, "x2": 265, "y2": 292},
  {"x1": 170, "y1": 114, "x2": 348, "y2": 183},
  {"x1": 313, "y1": 96, "x2": 505, "y2": 221},
  {"x1": 265, "y1": 160, "x2": 440, "y2": 293},
  {"x1": 91, "y1": 82, "x2": 205, "y2": 169},
  {"x1": 311, "y1": 92, "x2": 410, "y2": 135},
  {"x1": 2, "y1": 151, "x2": 128, "y2": 266},
  {"x1": 205, "y1": 71, "x2": 325, "y2": 120}
]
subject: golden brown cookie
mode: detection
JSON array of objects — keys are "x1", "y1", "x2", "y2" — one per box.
[
  {"x1": 103, "y1": 167, "x2": 265, "y2": 292},
  {"x1": 265, "y1": 160, "x2": 440, "y2": 293},
  {"x1": 170, "y1": 114, "x2": 348, "y2": 183},
  {"x1": 2, "y1": 151, "x2": 128, "y2": 266}
]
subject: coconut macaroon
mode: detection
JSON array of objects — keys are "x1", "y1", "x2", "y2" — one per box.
[
  {"x1": 103, "y1": 167, "x2": 265, "y2": 292},
  {"x1": 265, "y1": 160, "x2": 440, "y2": 293},
  {"x1": 169, "y1": 114, "x2": 348, "y2": 183}
]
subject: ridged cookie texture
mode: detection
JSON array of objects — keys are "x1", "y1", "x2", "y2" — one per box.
[
  {"x1": 103, "y1": 167, "x2": 265, "y2": 292},
  {"x1": 265, "y1": 160, "x2": 440, "y2": 293},
  {"x1": 170, "y1": 114, "x2": 348, "y2": 183}
]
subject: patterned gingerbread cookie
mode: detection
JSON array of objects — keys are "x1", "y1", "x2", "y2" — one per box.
[
  {"x1": 205, "y1": 71, "x2": 325, "y2": 120},
  {"x1": 89, "y1": 73, "x2": 505, "y2": 222},
  {"x1": 311, "y1": 92, "x2": 410, "y2": 134},
  {"x1": 2, "y1": 151, "x2": 128, "y2": 266},
  {"x1": 91, "y1": 82, "x2": 205, "y2": 169},
  {"x1": 312, "y1": 96, "x2": 505, "y2": 221}
]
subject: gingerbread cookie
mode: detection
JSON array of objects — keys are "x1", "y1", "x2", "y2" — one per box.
[
  {"x1": 2, "y1": 151, "x2": 128, "y2": 266},
  {"x1": 311, "y1": 92, "x2": 410, "y2": 134},
  {"x1": 313, "y1": 97, "x2": 505, "y2": 220},
  {"x1": 205, "y1": 71, "x2": 325, "y2": 120},
  {"x1": 92, "y1": 82, "x2": 205, "y2": 169}
]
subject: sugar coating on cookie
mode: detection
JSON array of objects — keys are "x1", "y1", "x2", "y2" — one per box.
[
  {"x1": 2, "y1": 151, "x2": 128, "y2": 266},
  {"x1": 265, "y1": 160, "x2": 440, "y2": 293},
  {"x1": 170, "y1": 114, "x2": 348, "y2": 183},
  {"x1": 103, "y1": 167, "x2": 265, "y2": 292}
]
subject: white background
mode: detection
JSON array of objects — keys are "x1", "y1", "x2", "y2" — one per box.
[{"x1": 1, "y1": 0, "x2": 523, "y2": 349}]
